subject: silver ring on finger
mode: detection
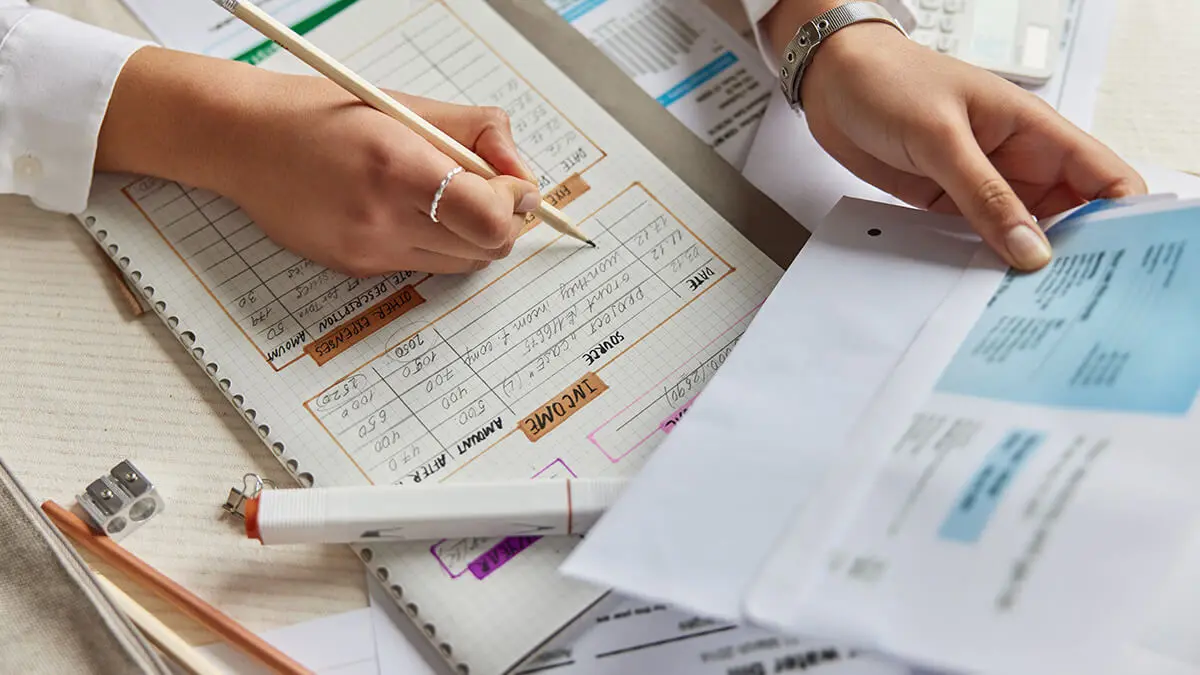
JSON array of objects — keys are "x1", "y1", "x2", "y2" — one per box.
[{"x1": 429, "y1": 166, "x2": 463, "y2": 223}]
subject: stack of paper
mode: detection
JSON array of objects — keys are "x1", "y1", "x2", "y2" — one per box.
[
  {"x1": 564, "y1": 185, "x2": 1200, "y2": 674},
  {"x1": 542, "y1": 0, "x2": 774, "y2": 168}
]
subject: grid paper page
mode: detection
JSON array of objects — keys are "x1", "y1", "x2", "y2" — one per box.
[{"x1": 77, "y1": 0, "x2": 782, "y2": 672}]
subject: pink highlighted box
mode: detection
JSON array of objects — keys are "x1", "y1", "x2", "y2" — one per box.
[
  {"x1": 658, "y1": 396, "x2": 696, "y2": 433},
  {"x1": 587, "y1": 303, "x2": 762, "y2": 462}
]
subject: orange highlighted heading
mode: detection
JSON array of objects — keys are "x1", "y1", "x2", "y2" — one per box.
[
  {"x1": 305, "y1": 285, "x2": 425, "y2": 365},
  {"x1": 521, "y1": 173, "x2": 591, "y2": 235},
  {"x1": 521, "y1": 372, "x2": 609, "y2": 442}
]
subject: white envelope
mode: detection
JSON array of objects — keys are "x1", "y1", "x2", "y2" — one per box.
[{"x1": 561, "y1": 197, "x2": 985, "y2": 619}]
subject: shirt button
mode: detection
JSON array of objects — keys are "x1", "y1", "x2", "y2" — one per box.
[{"x1": 14, "y1": 154, "x2": 42, "y2": 181}]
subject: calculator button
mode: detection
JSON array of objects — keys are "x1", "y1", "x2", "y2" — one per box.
[
  {"x1": 937, "y1": 35, "x2": 958, "y2": 53},
  {"x1": 919, "y1": 0, "x2": 941, "y2": 9},
  {"x1": 939, "y1": 16, "x2": 956, "y2": 33},
  {"x1": 943, "y1": 0, "x2": 964, "y2": 12},
  {"x1": 918, "y1": 11, "x2": 938, "y2": 29},
  {"x1": 913, "y1": 30, "x2": 936, "y2": 48}
]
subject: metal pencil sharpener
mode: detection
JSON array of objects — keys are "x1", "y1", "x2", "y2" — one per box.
[{"x1": 76, "y1": 460, "x2": 165, "y2": 540}]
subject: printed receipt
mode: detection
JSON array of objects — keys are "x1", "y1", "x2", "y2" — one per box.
[
  {"x1": 749, "y1": 200, "x2": 1200, "y2": 675},
  {"x1": 544, "y1": 0, "x2": 772, "y2": 168}
]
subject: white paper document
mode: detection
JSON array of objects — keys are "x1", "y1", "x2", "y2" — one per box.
[
  {"x1": 543, "y1": 0, "x2": 772, "y2": 168},
  {"x1": 199, "y1": 607, "x2": 380, "y2": 674},
  {"x1": 124, "y1": 0, "x2": 772, "y2": 167},
  {"x1": 566, "y1": 191, "x2": 1200, "y2": 674},
  {"x1": 367, "y1": 576, "x2": 449, "y2": 675},
  {"x1": 562, "y1": 198, "x2": 986, "y2": 619},
  {"x1": 514, "y1": 595, "x2": 913, "y2": 675},
  {"x1": 122, "y1": 0, "x2": 357, "y2": 61},
  {"x1": 747, "y1": 196, "x2": 1200, "y2": 674}
]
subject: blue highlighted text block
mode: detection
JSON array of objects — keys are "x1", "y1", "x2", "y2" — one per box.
[
  {"x1": 936, "y1": 206, "x2": 1200, "y2": 415},
  {"x1": 939, "y1": 430, "x2": 1045, "y2": 543}
]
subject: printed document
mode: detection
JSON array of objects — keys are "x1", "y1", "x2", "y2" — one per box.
[
  {"x1": 513, "y1": 596, "x2": 913, "y2": 675},
  {"x1": 123, "y1": 0, "x2": 773, "y2": 168},
  {"x1": 564, "y1": 198, "x2": 986, "y2": 620},
  {"x1": 746, "y1": 198, "x2": 1200, "y2": 675},
  {"x1": 568, "y1": 195, "x2": 1200, "y2": 675},
  {"x1": 543, "y1": 0, "x2": 772, "y2": 167},
  {"x1": 122, "y1": 0, "x2": 354, "y2": 61}
]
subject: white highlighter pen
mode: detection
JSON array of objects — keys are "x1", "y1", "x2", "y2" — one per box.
[{"x1": 223, "y1": 476, "x2": 629, "y2": 545}]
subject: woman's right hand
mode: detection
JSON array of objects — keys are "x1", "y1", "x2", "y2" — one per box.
[{"x1": 98, "y1": 47, "x2": 540, "y2": 277}]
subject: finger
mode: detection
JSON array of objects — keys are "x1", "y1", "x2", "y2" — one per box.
[
  {"x1": 998, "y1": 96, "x2": 1149, "y2": 201},
  {"x1": 403, "y1": 215, "x2": 515, "y2": 261},
  {"x1": 1060, "y1": 132, "x2": 1148, "y2": 201},
  {"x1": 475, "y1": 123, "x2": 537, "y2": 183},
  {"x1": 322, "y1": 236, "x2": 484, "y2": 279},
  {"x1": 404, "y1": 248, "x2": 490, "y2": 275},
  {"x1": 435, "y1": 173, "x2": 539, "y2": 249},
  {"x1": 407, "y1": 98, "x2": 536, "y2": 182},
  {"x1": 1029, "y1": 182, "x2": 1087, "y2": 219},
  {"x1": 934, "y1": 179, "x2": 1089, "y2": 223},
  {"x1": 912, "y1": 122, "x2": 1051, "y2": 271},
  {"x1": 811, "y1": 126, "x2": 946, "y2": 209}
]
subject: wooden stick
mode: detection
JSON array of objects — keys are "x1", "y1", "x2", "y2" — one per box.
[
  {"x1": 42, "y1": 501, "x2": 311, "y2": 675},
  {"x1": 94, "y1": 572, "x2": 226, "y2": 675},
  {"x1": 99, "y1": 247, "x2": 148, "y2": 317},
  {"x1": 212, "y1": 0, "x2": 595, "y2": 248}
]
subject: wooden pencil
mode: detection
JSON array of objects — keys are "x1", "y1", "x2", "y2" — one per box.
[
  {"x1": 211, "y1": 0, "x2": 596, "y2": 248},
  {"x1": 42, "y1": 500, "x2": 311, "y2": 675},
  {"x1": 94, "y1": 572, "x2": 226, "y2": 675}
]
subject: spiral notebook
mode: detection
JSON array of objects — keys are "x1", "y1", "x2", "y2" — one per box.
[{"x1": 75, "y1": 0, "x2": 783, "y2": 672}]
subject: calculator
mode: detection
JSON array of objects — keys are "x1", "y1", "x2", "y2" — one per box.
[{"x1": 906, "y1": 0, "x2": 1068, "y2": 85}]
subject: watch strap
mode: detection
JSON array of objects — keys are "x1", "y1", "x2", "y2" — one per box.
[{"x1": 779, "y1": 1, "x2": 907, "y2": 111}]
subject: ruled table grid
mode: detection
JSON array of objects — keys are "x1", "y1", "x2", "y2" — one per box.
[
  {"x1": 124, "y1": 178, "x2": 423, "y2": 370},
  {"x1": 306, "y1": 183, "x2": 735, "y2": 486},
  {"x1": 350, "y1": 2, "x2": 604, "y2": 192},
  {"x1": 121, "y1": 2, "x2": 607, "y2": 371}
]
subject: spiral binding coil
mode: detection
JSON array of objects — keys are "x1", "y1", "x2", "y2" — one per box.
[{"x1": 80, "y1": 208, "x2": 469, "y2": 675}]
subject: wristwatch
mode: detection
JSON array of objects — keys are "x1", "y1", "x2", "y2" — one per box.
[{"x1": 778, "y1": 1, "x2": 909, "y2": 112}]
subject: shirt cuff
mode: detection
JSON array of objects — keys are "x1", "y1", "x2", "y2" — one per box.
[
  {"x1": 0, "y1": 9, "x2": 151, "y2": 214},
  {"x1": 745, "y1": 0, "x2": 916, "y2": 74}
]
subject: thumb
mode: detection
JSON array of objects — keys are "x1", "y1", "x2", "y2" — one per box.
[
  {"x1": 489, "y1": 175, "x2": 541, "y2": 215},
  {"x1": 915, "y1": 125, "x2": 1052, "y2": 271}
]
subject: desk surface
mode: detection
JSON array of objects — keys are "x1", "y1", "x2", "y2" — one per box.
[{"x1": 8, "y1": 0, "x2": 1200, "y2": 645}]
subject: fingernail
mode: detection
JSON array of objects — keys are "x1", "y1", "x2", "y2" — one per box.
[
  {"x1": 517, "y1": 190, "x2": 539, "y2": 214},
  {"x1": 1005, "y1": 224, "x2": 1052, "y2": 269}
]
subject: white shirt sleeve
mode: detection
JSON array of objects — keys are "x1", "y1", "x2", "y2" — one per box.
[
  {"x1": 0, "y1": 2, "x2": 150, "y2": 214},
  {"x1": 739, "y1": 0, "x2": 915, "y2": 72}
]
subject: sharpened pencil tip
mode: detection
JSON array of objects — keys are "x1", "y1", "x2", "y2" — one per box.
[{"x1": 586, "y1": 240, "x2": 597, "y2": 248}]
